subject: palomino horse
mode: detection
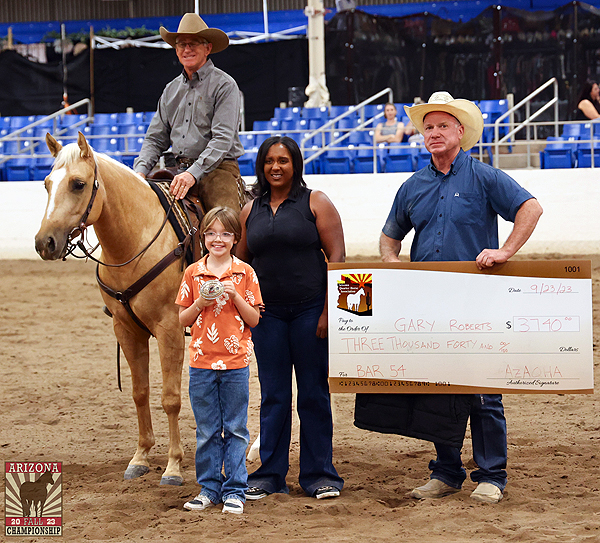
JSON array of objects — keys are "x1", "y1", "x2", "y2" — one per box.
[
  {"x1": 34, "y1": 132, "x2": 243, "y2": 485},
  {"x1": 20, "y1": 471, "x2": 54, "y2": 517}
]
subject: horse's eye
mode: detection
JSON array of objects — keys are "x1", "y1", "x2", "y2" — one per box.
[{"x1": 72, "y1": 180, "x2": 86, "y2": 191}]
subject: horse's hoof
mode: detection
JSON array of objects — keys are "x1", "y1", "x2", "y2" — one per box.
[
  {"x1": 124, "y1": 464, "x2": 150, "y2": 480},
  {"x1": 160, "y1": 475, "x2": 183, "y2": 486}
]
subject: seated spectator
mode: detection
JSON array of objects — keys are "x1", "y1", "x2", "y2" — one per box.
[
  {"x1": 576, "y1": 80, "x2": 600, "y2": 121},
  {"x1": 374, "y1": 103, "x2": 405, "y2": 144}
]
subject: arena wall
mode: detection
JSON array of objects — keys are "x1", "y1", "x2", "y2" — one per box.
[{"x1": 2, "y1": 168, "x2": 597, "y2": 259}]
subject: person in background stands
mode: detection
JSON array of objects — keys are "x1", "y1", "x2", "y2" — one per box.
[
  {"x1": 374, "y1": 103, "x2": 406, "y2": 144},
  {"x1": 575, "y1": 80, "x2": 600, "y2": 121}
]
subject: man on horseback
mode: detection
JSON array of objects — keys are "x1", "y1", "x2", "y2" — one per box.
[{"x1": 134, "y1": 13, "x2": 244, "y2": 210}]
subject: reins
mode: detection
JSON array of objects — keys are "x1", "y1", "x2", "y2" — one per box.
[{"x1": 63, "y1": 161, "x2": 178, "y2": 268}]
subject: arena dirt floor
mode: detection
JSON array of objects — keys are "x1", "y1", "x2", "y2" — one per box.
[{"x1": 1, "y1": 254, "x2": 599, "y2": 543}]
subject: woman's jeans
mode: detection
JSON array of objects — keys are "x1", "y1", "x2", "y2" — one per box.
[
  {"x1": 189, "y1": 365, "x2": 250, "y2": 503},
  {"x1": 247, "y1": 293, "x2": 344, "y2": 496},
  {"x1": 430, "y1": 394, "x2": 508, "y2": 491}
]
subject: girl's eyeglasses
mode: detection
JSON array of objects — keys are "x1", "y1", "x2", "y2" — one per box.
[{"x1": 204, "y1": 231, "x2": 234, "y2": 241}]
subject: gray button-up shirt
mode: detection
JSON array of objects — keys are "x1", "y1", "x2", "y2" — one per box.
[{"x1": 134, "y1": 59, "x2": 244, "y2": 181}]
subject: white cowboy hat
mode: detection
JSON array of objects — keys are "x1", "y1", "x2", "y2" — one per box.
[
  {"x1": 404, "y1": 91, "x2": 484, "y2": 151},
  {"x1": 160, "y1": 13, "x2": 229, "y2": 54}
]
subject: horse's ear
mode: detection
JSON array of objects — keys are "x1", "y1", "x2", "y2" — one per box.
[
  {"x1": 46, "y1": 133, "x2": 62, "y2": 157},
  {"x1": 77, "y1": 131, "x2": 93, "y2": 159}
]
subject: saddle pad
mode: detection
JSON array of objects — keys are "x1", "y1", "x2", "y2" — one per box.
[{"x1": 148, "y1": 180, "x2": 195, "y2": 266}]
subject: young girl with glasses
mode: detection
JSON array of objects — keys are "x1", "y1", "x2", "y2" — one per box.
[{"x1": 176, "y1": 206, "x2": 262, "y2": 515}]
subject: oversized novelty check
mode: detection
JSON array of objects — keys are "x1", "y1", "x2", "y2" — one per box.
[{"x1": 328, "y1": 261, "x2": 593, "y2": 394}]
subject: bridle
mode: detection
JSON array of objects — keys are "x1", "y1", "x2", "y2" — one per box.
[{"x1": 62, "y1": 160, "x2": 176, "y2": 268}]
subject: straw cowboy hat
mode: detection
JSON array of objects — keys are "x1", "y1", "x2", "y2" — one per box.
[
  {"x1": 404, "y1": 91, "x2": 484, "y2": 151},
  {"x1": 160, "y1": 13, "x2": 229, "y2": 54}
]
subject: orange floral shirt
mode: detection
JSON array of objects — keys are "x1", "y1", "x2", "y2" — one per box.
[{"x1": 175, "y1": 255, "x2": 262, "y2": 370}]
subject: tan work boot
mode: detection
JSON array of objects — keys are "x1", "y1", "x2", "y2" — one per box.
[
  {"x1": 470, "y1": 482, "x2": 503, "y2": 503},
  {"x1": 410, "y1": 479, "x2": 461, "y2": 499}
]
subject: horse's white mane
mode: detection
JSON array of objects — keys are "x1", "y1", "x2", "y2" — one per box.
[{"x1": 54, "y1": 143, "x2": 84, "y2": 168}]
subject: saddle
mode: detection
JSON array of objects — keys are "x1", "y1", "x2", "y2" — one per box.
[
  {"x1": 147, "y1": 168, "x2": 204, "y2": 265},
  {"x1": 147, "y1": 167, "x2": 252, "y2": 265}
]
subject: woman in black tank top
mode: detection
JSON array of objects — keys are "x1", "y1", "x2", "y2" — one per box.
[
  {"x1": 237, "y1": 136, "x2": 346, "y2": 500},
  {"x1": 576, "y1": 80, "x2": 600, "y2": 121}
]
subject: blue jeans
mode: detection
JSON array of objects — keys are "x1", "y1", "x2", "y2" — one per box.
[
  {"x1": 430, "y1": 394, "x2": 508, "y2": 491},
  {"x1": 188, "y1": 366, "x2": 250, "y2": 503},
  {"x1": 247, "y1": 293, "x2": 344, "y2": 496}
]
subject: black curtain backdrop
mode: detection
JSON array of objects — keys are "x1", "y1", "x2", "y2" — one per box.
[
  {"x1": 2, "y1": 3, "x2": 600, "y2": 123},
  {"x1": 0, "y1": 39, "x2": 308, "y2": 129},
  {"x1": 0, "y1": 48, "x2": 90, "y2": 117}
]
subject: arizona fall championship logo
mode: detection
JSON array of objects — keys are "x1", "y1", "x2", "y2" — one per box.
[
  {"x1": 5, "y1": 462, "x2": 62, "y2": 536},
  {"x1": 337, "y1": 273, "x2": 372, "y2": 316}
]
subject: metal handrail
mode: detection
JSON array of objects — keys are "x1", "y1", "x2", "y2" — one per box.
[
  {"x1": 300, "y1": 87, "x2": 394, "y2": 174},
  {"x1": 493, "y1": 78, "x2": 559, "y2": 168},
  {"x1": 0, "y1": 99, "x2": 93, "y2": 164}
]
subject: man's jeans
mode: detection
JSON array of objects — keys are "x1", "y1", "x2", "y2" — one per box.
[{"x1": 430, "y1": 394, "x2": 508, "y2": 491}]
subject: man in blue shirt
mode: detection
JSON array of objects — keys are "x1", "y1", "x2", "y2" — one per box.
[{"x1": 380, "y1": 92, "x2": 543, "y2": 503}]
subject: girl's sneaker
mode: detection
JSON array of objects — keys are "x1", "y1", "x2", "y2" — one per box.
[
  {"x1": 222, "y1": 497, "x2": 244, "y2": 514},
  {"x1": 314, "y1": 486, "x2": 340, "y2": 499},
  {"x1": 184, "y1": 494, "x2": 215, "y2": 511}
]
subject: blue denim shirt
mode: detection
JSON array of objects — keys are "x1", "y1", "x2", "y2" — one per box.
[{"x1": 382, "y1": 149, "x2": 535, "y2": 262}]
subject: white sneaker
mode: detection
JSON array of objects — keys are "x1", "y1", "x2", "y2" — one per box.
[
  {"x1": 183, "y1": 494, "x2": 215, "y2": 511},
  {"x1": 410, "y1": 479, "x2": 461, "y2": 499},
  {"x1": 470, "y1": 482, "x2": 503, "y2": 503},
  {"x1": 222, "y1": 497, "x2": 244, "y2": 514}
]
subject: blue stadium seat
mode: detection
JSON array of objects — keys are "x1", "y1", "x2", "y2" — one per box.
[
  {"x1": 307, "y1": 118, "x2": 326, "y2": 130},
  {"x1": 5, "y1": 157, "x2": 32, "y2": 181},
  {"x1": 92, "y1": 124, "x2": 113, "y2": 136},
  {"x1": 576, "y1": 140, "x2": 600, "y2": 168},
  {"x1": 253, "y1": 120, "x2": 270, "y2": 132},
  {"x1": 144, "y1": 111, "x2": 155, "y2": 123},
  {"x1": 302, "y1": 107, "x2": 328, "y2": 122},
  {"x1": 279, "y1": 119, "x2": 298, "y2": 132},
  {"x1": 540, "y1": 137, "x2": 575, "y2": 169},
  {"x1": 383, "y1": 144, "x2": 416, "y2": 172},
  {"x1": 93, "y1": 137, "x2": 119, "y2": 155},
  {"x1": 336, "y1": 117, "x2": 360, "y2": 130},
  {"x1": 10, "y1": 116, "x2": 35, "y2": 130},
  {"x1": 238, "y1": 148, "x2": 257, "y2": 176},
  {"x1": 363, "y1": 104, "x2": 385, "y2": 119},
  {"x1": 352, "y1": 146, "x2": 380, "y2": 173},
  {"x1": 58, "y1": 115, "x2": 81, "y2": 128},
  {"x1": 93, "y1": 113, "x2": 117, "y2": 125},
  {"x1": 240, "y1": 133, "x2": 256, "y2": 149},
  {"x1": 562, "y1": 123, "x2": 582, "y2": 139},
  {"x1": 32, "y1": 156, "x2": 55, "y2": 180},
  {"x1": 329, "y1": 105, "x2": 357, "y2": 118},
  {"x1": 348, "y1": 130, "x2": 370, "y2": 146},
  {"x1": 117, "y1": 112, "x2": 136, "y2": 125},
  {"x1": 115, "y1": 124, "x2": 137, "y2": 151},
  {"x1": 34, "y1": 115, "x2": 55, "y2": 129},
  {"x1": 303, "y1": 147, "x2": 321, "y2": 174},
  {"x1": 479, "y1": 99, "x2": 509, "y2": 142},
  {"x1": 321, "y1": 148, "x2": 352, "y2": 174},
  {"x1": 415, "y1": 148, "x2": 432, "y2": 170},
  {"x1": 273, "y1": 107, "x2": 301, "y2": 121}
]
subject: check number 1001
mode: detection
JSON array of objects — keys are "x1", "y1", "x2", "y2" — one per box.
[{"x1": 509, "y1": 316, "x2": 580, "y2": 332}]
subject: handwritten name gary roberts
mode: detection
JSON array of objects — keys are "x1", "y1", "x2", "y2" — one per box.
[{"x1": 394, "y1": 318, "x2": 493, "y2": 332}]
